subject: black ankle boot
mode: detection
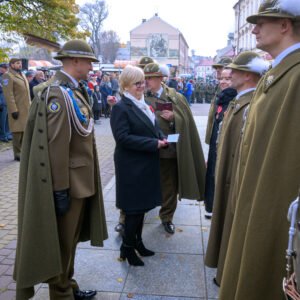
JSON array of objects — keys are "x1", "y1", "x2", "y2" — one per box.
[
  {"x1": 120, "y1": 244, "x2": 144, "y2": 266},
  {"x1": 135, "y1": 240, "x2": 155, "y2": 256}
]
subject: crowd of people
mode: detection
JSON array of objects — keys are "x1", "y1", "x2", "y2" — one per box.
[{"x1": 2, "y1": 0, "x2": 300, "y2": 299}]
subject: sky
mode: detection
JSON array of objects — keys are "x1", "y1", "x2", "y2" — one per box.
[{"x1": 76, "y1": 0, "x2": 238, "y2": 57}]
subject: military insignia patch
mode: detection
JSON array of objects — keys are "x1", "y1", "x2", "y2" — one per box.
[
  {"x1": 48, "y1": 101, "x2": 61, "y2": 113},
  {"x1": 2, "y1": 79, "x2": 9, "y2": 86}
]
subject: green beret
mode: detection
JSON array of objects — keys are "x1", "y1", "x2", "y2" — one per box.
[
  {"x1": 144, "y1": 63, "x2": 170, "y2": 77},
  {"x1": 227, "y1": 51, "x2": 270, "y2": 75},
  {"x1": 247, "y1": 0, "x2": 300, "y2": 24},
  {"x1": 212, "y1": 57, "x2": 232, "y2": 68}
]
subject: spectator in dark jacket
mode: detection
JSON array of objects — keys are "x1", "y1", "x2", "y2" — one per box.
[
  {"x1": 92, "y1": 85, "x2": 102, "y2": 124},
  {"x1": 29, "y1": 71, "x2": 45, "y2": 100},
  {"x1": 100, "y1": 75, "x2": 112, "y2": 118}
]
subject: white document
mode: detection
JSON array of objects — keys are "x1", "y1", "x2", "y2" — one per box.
[{"x1": 167, "y1": 134, "x2": 180, "y2": 143}]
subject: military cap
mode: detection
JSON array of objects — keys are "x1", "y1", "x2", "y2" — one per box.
[
  {"x1": 212, "y1": 57, "x2": 232, "y2": 68},
  {"x1": 227, "y1": 51, "x2": 270, "y2": 75},
  {"x1": 138, "y1": 56, "x2": 154, "y2": 69},
  {"x1": 144, "y1": 63, "x2": 170, "y2": 77},
  {"x1": 247, "y1": 0, "x2": 300, "y2": 24},
  {"x1": 0, "y1": 62, "x2": 8, "y2": 68},
  {"x1": 9, "y1": 58, "x2": 21, "y2": 65},
  {"x1": 54, "y1": 40, "x2": 99, "y2": 62}
]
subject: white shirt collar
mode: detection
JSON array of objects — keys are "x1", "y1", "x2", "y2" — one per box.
[
  {"x1": 272, "y1": 43, "x2": 300, "y2": 68},
  {"x1": 236, "y1": 88, "x2": 256, "y2": 100},
  {"x1": 155, "y1": 86, "x2": 164, "y2": 98},
  {"x1": 61, "y1": 70, "x2": 79, "y2": 88}
]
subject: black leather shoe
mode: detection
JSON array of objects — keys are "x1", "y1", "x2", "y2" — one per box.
[
  {"x1": 14, "y1": 156, "x2": 20, "y2": 162},
  {"x1": 213, "y1": 277, "x2": 220, "y2": 287},
  {"x1": 162, "y1": 221, "x2": 175, "y2": 234},
  {"x1": 135, "y1": 240, "x2": 155, "y2": 256},
  {"x1": 114, "y1": 223, "x2": 125, "y2": 234},
  {"x1": 120, "y1": 243, "x2": 144, "y2": 266},
  {"x1": 74, "y1": 289, "x2": 97, "y2": 300}
]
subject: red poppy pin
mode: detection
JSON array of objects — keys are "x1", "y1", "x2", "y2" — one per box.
[{"x1": 149, "y1": 105, "x2": 155, "y2": 113}]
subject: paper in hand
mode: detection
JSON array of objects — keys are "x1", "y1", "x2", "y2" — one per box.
[{"x1": 167, "y1": 134, "x2": 180, "y2": 143}]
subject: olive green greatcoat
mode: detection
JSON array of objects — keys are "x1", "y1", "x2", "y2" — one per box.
[
  {"x1": 205, "y1": 86, "x2": 220, "y2": 144},
  {"x1": 219, "y1": 50, "x2": 300, "y2": 300},
  {"x1": 14, "y1": 71, "x2": 108, "y2": 300},
  {"x1": 146, "y1": 84, "x2": 206, "y2": 200},
  {"x1": 2, "y1": 69, "x2": 31, "y2": 132},
  {"x1": 205, "y1": 91, "x2": 253, "y2": 285}
]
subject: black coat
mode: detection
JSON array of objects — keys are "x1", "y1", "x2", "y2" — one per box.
[{"x1": 110, "y1": 96, "x2": 163, "y2": 213}]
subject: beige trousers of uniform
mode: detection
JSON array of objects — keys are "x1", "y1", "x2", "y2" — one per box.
[
  {"x1": 49, "y1": 198, "x2": 86, "y2": 300},
  {"x1": 159, "y1": 158, "x2": 178, "y2": 223},
  {"x1": 12, "y1": 132, "x2": 23, "y2": 159}
]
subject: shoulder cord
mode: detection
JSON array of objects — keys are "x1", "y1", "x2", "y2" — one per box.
[{"x1": 60, "y1": 87, "x2": 94, "y2": 137}]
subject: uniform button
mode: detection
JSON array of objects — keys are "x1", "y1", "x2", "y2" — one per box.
[
  {"x1": 38, "y1": 129, "x2": 43, "y2": 133},
  {"x1": 39, "y1": 145, "x2": 44, "y2": 150},
  {"x1": 38, "y1": 112, "x2": 43, "y2": 116},
  {"x1": 41, "y1": 178, "x2": 47, "y2": 183},
  {"x1": 40, "y1": 162, "x2": 45, "y2": 167}
]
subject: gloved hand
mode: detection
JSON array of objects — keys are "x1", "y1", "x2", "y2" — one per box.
[
  {"x1": 11, "y1": 111, "x2": 19, "y2": 120},
  {"x1": 53, "y1": 189, "x2": 70, "y2": 216}
]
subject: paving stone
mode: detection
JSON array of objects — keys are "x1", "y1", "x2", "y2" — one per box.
[
  {"x1": 0, "y1": 289, "x2": 15, "y2": 300},
  {"x1": 204, "y1": 267, "x2": 219, "y2": 299},
  {"x1": 74, "y1": 249, "x2": 129, "y2": 293},
  {"x1": 120, "y1": 294, "x2": 203, "y2": 300},
  {"x1": 142, "y1": 223, "x2": 203, "y2": 255},
  {"x1": 0, "y1": 275, "x2": 12, "y2": 289},
  {"x1": 0, "y1": 265, "x2": 9, "y2": 276},
  {"x1": 104, "y1": 201, "x2": 120, "y2": 223},
  {"x1": 78, "y1": 221, "x2": 122, "y2": 251},
  {"x1": 145, "y1": 205, "x2": 201, "y2": 226},
  {"x1": 123, "y1": 253, "x2": 206, "y2": 298}
]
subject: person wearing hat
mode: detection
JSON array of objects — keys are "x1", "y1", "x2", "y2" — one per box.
[
  {"x1": 219, "y1": 1, "x2": 300, "y2": 299},
  {"x1": 0, "y1": 62, "x2": 12, "y2": 143},
  {"x1": 144, "y1": 62, "x2": 206, "y2": 234},
  {"x1": 204, "y1": 51, "x2": 269, "y2": 287},
  {"x1": 205, "y1": 57, "x2": 232, "y2": 145},
  {"x1": 2, "y1": 58, "x2": 31, "y2": 160},
  {"x1": 13, "y1": 40, "x2": 108, "y2": 300},
  {"x1": 138, "y1": 56, "x2": 155, "y2": 69}
]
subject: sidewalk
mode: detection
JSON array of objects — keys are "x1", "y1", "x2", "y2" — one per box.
[{"x1": 0, "y1": 104, "x2": 218, "y2": 300}]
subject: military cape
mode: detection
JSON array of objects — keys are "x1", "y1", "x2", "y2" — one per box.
[
  {"x1": 205, "y1": 91, "x2": 253, "y2": 285},
  {"x1": 219, "y1": 50, "x2": 300, "y2": 300},
  {"x1": 14, "y1": 77, "x2": 108, "y2": 300},
  {"x1": 161, "y1": 84, "x2": 206, "y2": 200}
]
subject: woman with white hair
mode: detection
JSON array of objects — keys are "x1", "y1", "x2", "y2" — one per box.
[{"x1": 110, "y1": 65, "x2": 168, "y2": 266}]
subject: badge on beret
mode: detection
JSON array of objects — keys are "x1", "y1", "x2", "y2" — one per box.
[
  {"x1": 48, "y1": 101, "x2": 61, "y2": 113},
  {"x1": 2, "y1": 79, "x2": 9, "y2": 86}
]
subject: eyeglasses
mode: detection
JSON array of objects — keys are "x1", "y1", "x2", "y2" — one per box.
[{"x1": 133, "y1": 81, "x2": 145, "y2": 88}]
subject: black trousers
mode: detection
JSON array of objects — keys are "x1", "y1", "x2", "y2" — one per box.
[{"x1": 123, "y1": 213, "x2": 145, "y2": 246}]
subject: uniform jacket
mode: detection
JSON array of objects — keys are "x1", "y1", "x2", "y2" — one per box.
[
  {"x1": 14, "y1": 71, "x2": 108, "y2": 300},
  {"x1": 0, "y1": 72, "x2": 6, "y2": 107},
  {"x1": 219, "y1": 50, "x2": 300, "y2": 300},
  {"x1": 205, "y1": 90, "x2": 253, "y2": 284},
  {"x1": 146, "y1": 84, "x2": 206, "y2": 200},
  {"x1": 111, "y1": 95, "x2": 163, "y2": 212},
  {"x1": 2, "y1": 69, "x2": 30, "y2": 132}
]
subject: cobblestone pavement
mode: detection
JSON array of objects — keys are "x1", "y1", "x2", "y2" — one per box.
[{"x1": 0, "y1": 104, "x2": 217, "y2": 300}]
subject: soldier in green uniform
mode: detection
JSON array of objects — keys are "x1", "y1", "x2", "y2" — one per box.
[
  {"x1": 14, "y1": 40, "x2": 108, "y2": 300},
  {"x1": 199, "y1": 82, "x2": 206, "y2": 103},
  {"x1": 2, "y1": 58, "x2": 31, "y2": 161},
  {"x1": 194, "y1": 81, "x2": 201, "y2": 103},
  {"x1": 204, "y1": 51, "x2": 269, "y2": 287},
  {"x1": 219, "y1": 1, "x2": 300, "y2": 299},
  {"x1": 205, "y1": 57, "x2": 232, "y2": 145},
  {"x1": 143, "y1": 63, "x2": 206, "y2": 234},
  {"x1": 138, "y1": 56, "x2": 155, "y2": 69}
]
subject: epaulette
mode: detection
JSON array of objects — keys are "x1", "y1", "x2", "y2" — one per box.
[{"x1": 33, "y1": 78, "x2": 62, "y2": 101}]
